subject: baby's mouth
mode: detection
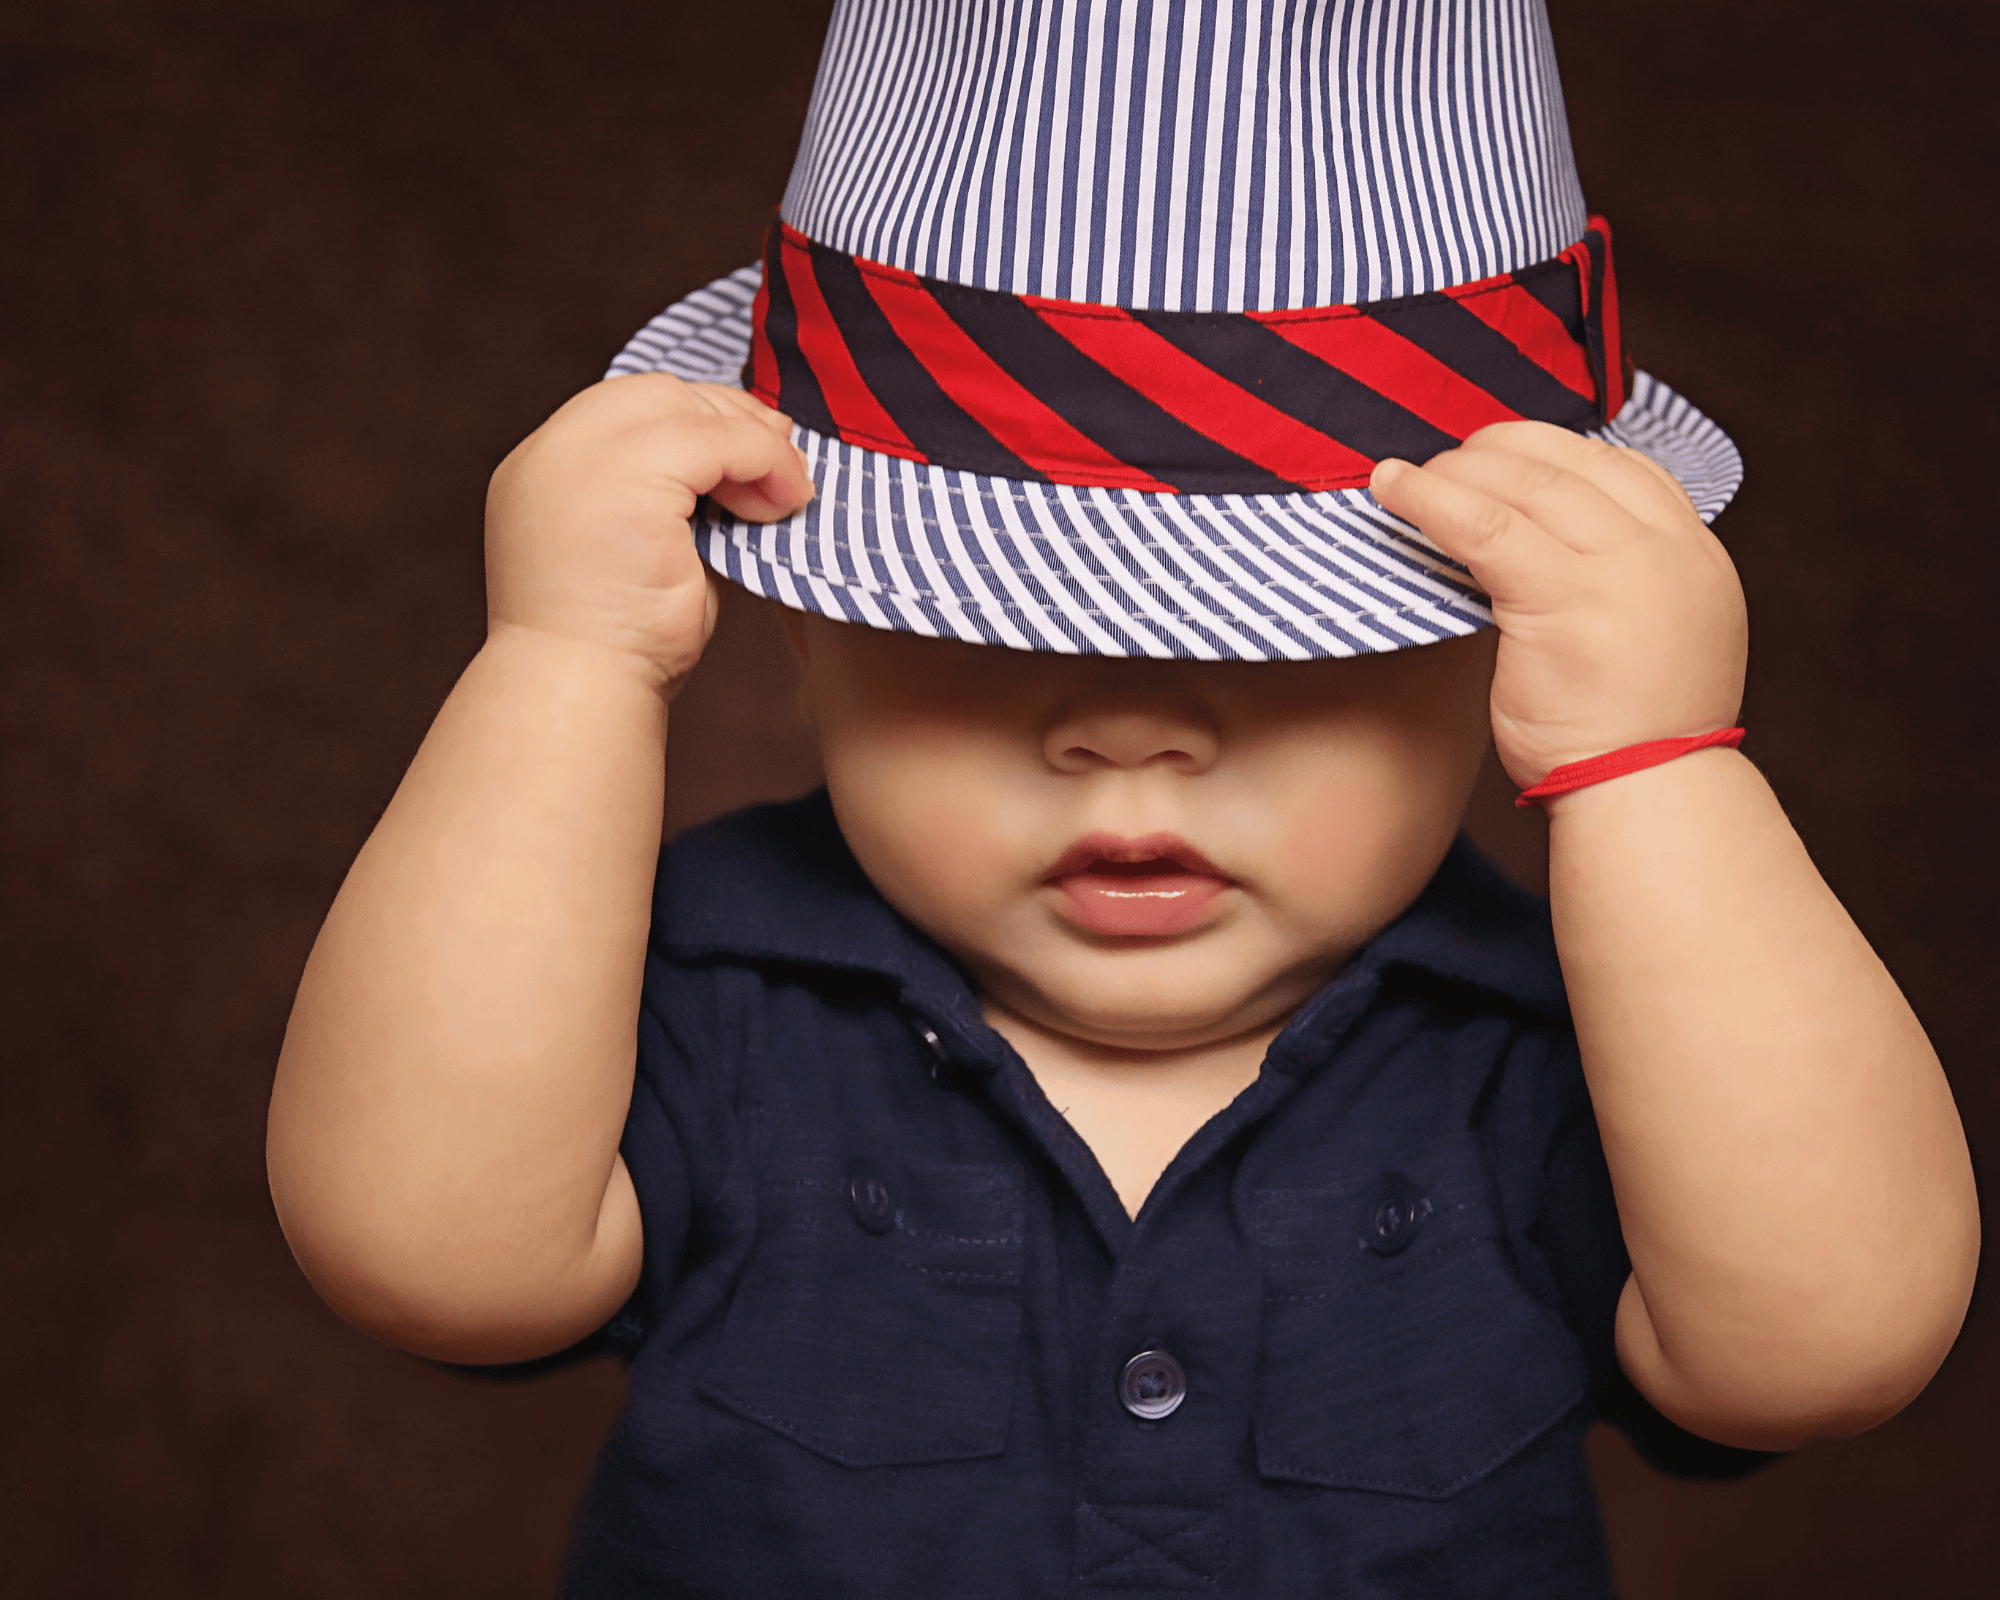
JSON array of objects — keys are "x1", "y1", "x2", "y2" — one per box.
[{"x1": 1046, "y1": 832, "x2": 1233, "y2": 938}]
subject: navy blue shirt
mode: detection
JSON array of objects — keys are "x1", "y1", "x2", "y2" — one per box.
[{"x1": 517, "y1": 790, "x2": 1766, "y2": 1597}]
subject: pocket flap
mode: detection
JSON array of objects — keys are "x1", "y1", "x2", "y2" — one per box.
[
  {"x1": 1250, "y1": 1135, "x2": 1586, "y2": 1498},
  {"x1": 700, "y1": 1155, "x2": 1025, "y2": 1467}
]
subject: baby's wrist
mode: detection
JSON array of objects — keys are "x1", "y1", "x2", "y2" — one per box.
[
  {"x1": 1538, "y1": 741, "x2": 1753, "y2": 822},
  {"x1": 481, "y1": 620, "x2": 686, "y2": 705},
  {"x1": 1518, "y1": 728, "x2": 1747, "y2": 810}
]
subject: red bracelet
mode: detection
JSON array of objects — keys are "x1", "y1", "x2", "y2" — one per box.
[{"x1": 1515, "y1": 728, "x2": 1746, "y2": 808}]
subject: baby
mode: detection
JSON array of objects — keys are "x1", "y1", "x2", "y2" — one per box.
[{"x1": 268, "y1": 2, "x2": 1975, "y2": 1594}]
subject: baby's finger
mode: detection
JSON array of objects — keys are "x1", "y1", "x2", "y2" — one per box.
[
  {"x1": 1617, "y1": 445, "x2": 1703, "y2": 520},
  {"x1": 688, "y1": 381, "x2": 800, "y2": 440},
  {"x1": 1458, "y1": 421, "x2": 1695, "y2": 529},
  {"x1": 680, "y1": 383, "x2": 814, "y2": 496},
  {"x1": 1419, "y1": 445, "x2": 1647, "y2": 556},
  {"x1": 662, "y1": 411, "x2": 816, "y2": 524},
  {"x1": 1370, "y1": 456, "x2": 1577, "y2": 608}
]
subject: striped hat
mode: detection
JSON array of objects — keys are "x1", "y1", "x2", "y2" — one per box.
[{"x1": 611, "y1": 0, "x2": 1742, "y2": 661}]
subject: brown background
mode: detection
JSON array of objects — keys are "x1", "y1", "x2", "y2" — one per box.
[{"x1": 4, "y1": 0, "x2": 1995, "y2": 1594}]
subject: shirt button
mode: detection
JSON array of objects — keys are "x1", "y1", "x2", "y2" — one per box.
[
  {"x1": 847, "y1": 1159, "x2": 895, "y2": 1234},
  {"x1": 1119, "y1": 1349, "x2": 1187, "y2": 1420},
  {"x1": 1362, "y1": 1175, "x2": 1432, "y2": 1256}
]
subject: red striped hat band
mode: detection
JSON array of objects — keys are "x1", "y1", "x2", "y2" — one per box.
[{"x1": 745, "y1": 216, "x2": 1627, "y2": 498}]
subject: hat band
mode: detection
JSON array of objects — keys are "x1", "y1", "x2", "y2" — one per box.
[{"x1": 745, "y1": 217, "x2": 1627, "y2": 497}]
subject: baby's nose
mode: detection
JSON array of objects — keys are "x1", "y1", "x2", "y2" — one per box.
[{"x1": 1043, "y1": 703, "x2": 1220, "y2": 774}]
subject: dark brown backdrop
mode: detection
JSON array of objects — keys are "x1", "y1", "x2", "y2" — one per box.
[{"x1": 4, "y1": 1, "x2": 1995, "y2": 1594}]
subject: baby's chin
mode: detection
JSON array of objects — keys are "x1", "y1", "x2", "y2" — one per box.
[{"x1": 982, "y1": 942, "x2": 1345, "y2": 1055}]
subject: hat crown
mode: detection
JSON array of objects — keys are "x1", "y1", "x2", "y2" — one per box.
[{"x1": 781, "y1": 0, "x2": 1589, "y2": 314}]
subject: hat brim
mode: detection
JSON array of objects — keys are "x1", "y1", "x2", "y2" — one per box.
[{"x1": 610, "y1": 265, "x2": 1743, "y2": 661}]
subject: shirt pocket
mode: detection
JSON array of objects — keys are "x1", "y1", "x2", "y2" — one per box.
[
  {"x1": 1248, "y1": 1133, "x2": 1587, "y2": 1498},
  {"x1": 698, "y1": 1152, "x2": 1026, "y2": 1467}
]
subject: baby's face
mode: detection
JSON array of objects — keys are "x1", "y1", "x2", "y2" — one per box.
[{"x1": 788, "y1": 613, "x2": 1496, "y2": 1052}]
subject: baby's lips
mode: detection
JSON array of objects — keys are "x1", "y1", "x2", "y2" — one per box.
[
  {"x1": 1043, "y1": 830, "x2": 1229, "y2": 882},
  {"x1": 1053, "y1": 867, "x2": 1229, "y2": 939},
  {"x1": 1043, "y1": 830, "x2": 1236, "y2": 939}
]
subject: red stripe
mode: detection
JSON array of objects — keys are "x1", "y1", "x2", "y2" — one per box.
[
  {"x1": 781, "y1": 234, "x2": 916, "y2": 455},
  {"x1": 857, "y1": 262, "x2": 1174, "y2": 493},
  {"x1": 1445, "y1": 278, "x2": 1597, "y2": 401},
  {"x1": 1559, "y1": 239, "x2": 1593, "y2": 320},
  {"x1": 1250, "y1": 306, "x2": 1522, "y2": 440},
  {"x1": 1515, "y1": 727, "x2": 1745, "y2": 807},
  {"x1": 1035, "y1": 304, "x2": 1375, "y2": 490},
  {"x1": 747, "y1": 263, "x2": 779, "y2": 405},
  {"x1": 1590, "y1": 218, "x2": 1627, "y2": 417}
]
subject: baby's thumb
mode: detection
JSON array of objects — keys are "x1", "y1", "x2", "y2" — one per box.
[{"x1": 709, "y1": 441, "x2": 816, "y2": 525}]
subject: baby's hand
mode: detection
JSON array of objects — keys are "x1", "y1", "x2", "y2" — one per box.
[
  {"x1": 485, "y1": 373, "x2": 814, "y2": 693},
  {"x1": 1370, "y1": 422, "x2": 1747, "y2": 788}
]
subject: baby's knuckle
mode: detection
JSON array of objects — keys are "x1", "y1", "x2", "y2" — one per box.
[
  {"x1": 1614, "y1": 450, "x2": 1698, "y2": 516},
  {"x1": 1577, "y1": 439, "x2": 1633, "y2": 480},
  {"x1": 1511, "y1": 458, "x2": 1570, "y2": 500},
  {"x1": 1467, "y1": 500, "x2": 1516, "y2": 545}
]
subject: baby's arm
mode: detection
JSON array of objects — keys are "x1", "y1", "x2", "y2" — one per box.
[
  {"x1": 1374, "y1": 429, "x2": 1978, "y2": 1451},
  {"x1": 266, "y1": 376, "x2": 811, "y2": 1363}
]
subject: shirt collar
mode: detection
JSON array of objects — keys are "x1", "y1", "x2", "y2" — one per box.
[{"x1": 653, "y1": 789, "x2": 1568, "y2": 1041}]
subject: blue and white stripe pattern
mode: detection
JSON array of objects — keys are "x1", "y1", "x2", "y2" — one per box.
[
  {"x1": 785, "y1": 0, "x2": 1585, "y2": 310},
  {"x1": 708, "y1": 429, "x2": 1494, "y2": 658},
  {"x1": 608, "y1": 0, "x2": 1743, "y2": 659}
]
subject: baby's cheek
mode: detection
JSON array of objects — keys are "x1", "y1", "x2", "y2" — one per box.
[
  {"x1": 886, "y1": 809, "x2": 1012, "y2": 925},
  {"x1": 823, "y1": 734, "x2": 1032, "y2": 931},
  {"x1": 1238, "y1": 756, "x2": 1463, "y2": 939}
]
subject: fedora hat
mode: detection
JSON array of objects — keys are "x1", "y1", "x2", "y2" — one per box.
[{"x1": 610, "y1": 0, "x2": 1741, "y2": 661}]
